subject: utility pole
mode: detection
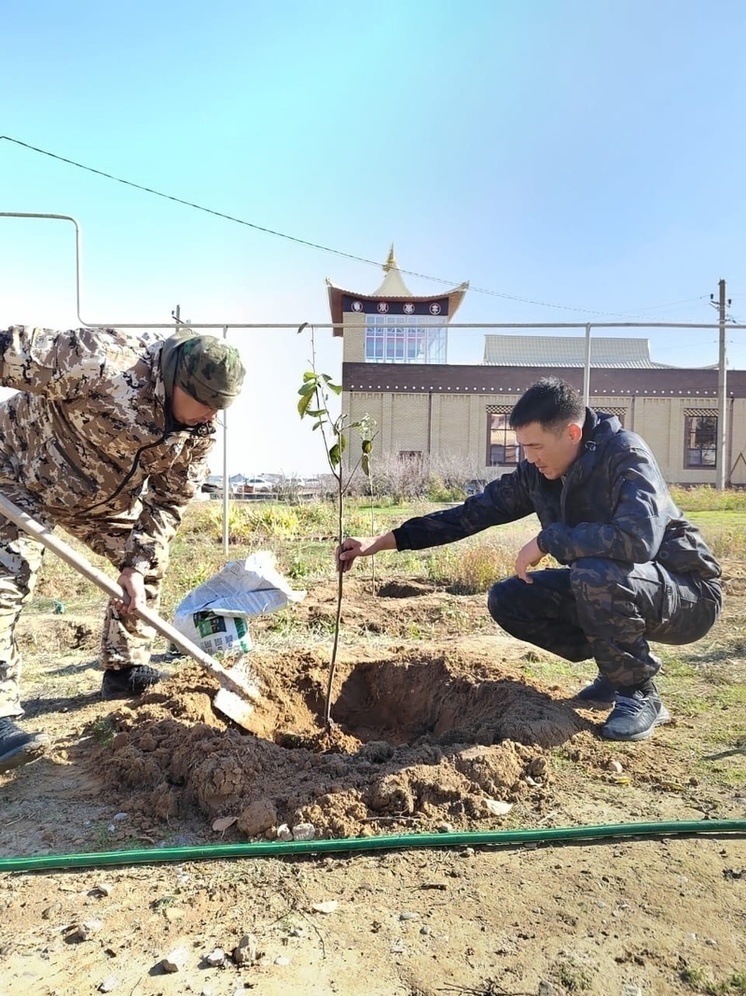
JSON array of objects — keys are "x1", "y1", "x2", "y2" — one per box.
[{"x1": 710, "y1": 280, "x2": 729, "y2": 490}]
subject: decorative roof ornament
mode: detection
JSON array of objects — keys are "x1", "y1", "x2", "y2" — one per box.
[
  {"x1": 383, "y1": 244, "x2": 397, "y2": 273},
  {"x1": 372, "y1": 244, "x2": 414, "y2": 298}
]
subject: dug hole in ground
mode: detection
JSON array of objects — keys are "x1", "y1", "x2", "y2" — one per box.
[{"x1": 1, "y1": 547, "x2": 744, "y2": 996}]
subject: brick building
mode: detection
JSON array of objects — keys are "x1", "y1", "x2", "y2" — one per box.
[{"x1": 327, "y1": 251, "x2": 746, "y2": 486}]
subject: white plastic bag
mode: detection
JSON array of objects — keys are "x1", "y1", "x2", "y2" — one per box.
[{"x1": 173, "y1": 552, "x2": 305, "y2": 657}]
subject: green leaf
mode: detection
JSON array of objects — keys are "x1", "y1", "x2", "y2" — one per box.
[
  {"x1": 297, "y1": 322, "x2": 309, "y2": 335},
  {"x1": 327, "y1": 383, "x2": 343, "y2": 396},
  {"x1": 338, "y1": 433, "x2": 347, "y2": 454},
  {"x1": 298, "y1": 392, "x2": 315, "y2": 417},
  {"x1": 362, "y1": 439, "x2": 372, "y2": 454},
  {"x1": 361, "y1": 453, "x2": 370, "y2": 476},
  {"x1": 305, "y1": 409, "x2": 326, "y2": 418},
  {"x1": 302, "y1": 370, "x2": 316, "y2": 382},
  {"x1": 329, "y1": 442, "x2": 341, "y2": 466},
  {"x1": 298, "y1": 381, "x2": 316, "y2": 396}
]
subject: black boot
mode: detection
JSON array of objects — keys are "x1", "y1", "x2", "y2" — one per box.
[
  {"x1": 101, "y1": 665, "x2": 162, "y2": 701},
  {"x1": 0, "y1": 718, "x2": 50, "y2": 774}
]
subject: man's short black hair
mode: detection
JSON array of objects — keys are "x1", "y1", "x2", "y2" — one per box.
[{"x1": 509, "y1": 377, "x2": 585, "y2": 430}]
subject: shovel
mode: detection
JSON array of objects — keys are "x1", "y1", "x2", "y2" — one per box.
[{"x1": 0, "y1": 492, "x2": 262, "y2": 730}]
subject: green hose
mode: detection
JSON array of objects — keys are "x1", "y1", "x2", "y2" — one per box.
[{"x1": 1, "y1": 819, "x2": 744, "y2": 874}]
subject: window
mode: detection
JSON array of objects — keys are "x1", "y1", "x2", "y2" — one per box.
[
  {"x1": 594, "y1": 405, "x2": 627, "y2": 427},
  {"x1": 364, "y1": 315, "x2": 447, "y2": 364},
  {"x1": 486, "y1": 408, "x2": 521, "y2": 466},
  {"x1": 684, "y1": 410, "x2": 717, "y2": 467}
]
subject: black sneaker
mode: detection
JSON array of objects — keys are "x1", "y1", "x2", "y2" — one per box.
[
  {"x1": 0, "y1": 718, "x2": 51, "y2": 774},
  {"x1": 601, "y1": 690, "x2": 671, "y2": 741},
  {"x1": 101, "y1": 665, "x2": 162, "y2": 701},
  {"x1": 574, "y1": 673, "x2": 615, "y2": 703}
]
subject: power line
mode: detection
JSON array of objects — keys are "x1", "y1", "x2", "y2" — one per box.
[{"x1": 0, "y1": 134, "x2": 712, "y2": 320}]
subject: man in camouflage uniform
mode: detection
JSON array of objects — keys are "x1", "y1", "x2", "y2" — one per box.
[
  {"x1": 0, "y1": 326, "x2": 245, "y2": 773},
  {"x1": 338, "y1": 378, "x2": 722, "y2": 742}
]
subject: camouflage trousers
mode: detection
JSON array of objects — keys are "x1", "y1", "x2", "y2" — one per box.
[
  {"x1": 487, "y1": 558, "x2": 722, "y2": 691},
  {"x1": 0, "y1": 484, "x2": 163, "y2": 718}
]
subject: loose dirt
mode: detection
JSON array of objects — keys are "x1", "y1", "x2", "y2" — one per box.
[{"x1": 1, "y1": 574, "x2": 744, "y2": 995}]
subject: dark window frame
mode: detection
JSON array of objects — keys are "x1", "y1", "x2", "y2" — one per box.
[
  {"x1": 486, "y1": 412, "x2": 521, "y2": 467},
  {"x1": 684, "y1": 412, "x2": 718, "y2": 468}
]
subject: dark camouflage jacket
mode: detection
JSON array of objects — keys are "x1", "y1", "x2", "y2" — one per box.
[
  {"x1": 394, "y1": 409, "x2": 721, "y2": 581},
  {"x1": 0, "y1": 326, "x2": 215, "y2": 575}
]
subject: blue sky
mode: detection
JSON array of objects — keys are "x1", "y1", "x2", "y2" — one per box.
[{"x1": 2, "y1": 0, "x2": 746, "y2": 474}]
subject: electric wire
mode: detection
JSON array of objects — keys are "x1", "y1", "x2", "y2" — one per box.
[{"x1": 0, "y1": 136, "x2": 711, "y2": 321}]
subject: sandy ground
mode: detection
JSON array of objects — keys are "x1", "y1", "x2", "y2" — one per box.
[{"x1": 1, "y1": 574, "x2": 744, "y2": 996}]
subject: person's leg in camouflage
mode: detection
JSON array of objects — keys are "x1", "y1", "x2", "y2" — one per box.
[
  {"x1": 488, "y1": 558, "x2": 721, "y2": 741},
  {"x1": 571, "y1": 556, "x2": 720, "y2": 740},
  {"x1": 0, "y1": 487, "x2": 52, "y2": 772},
  {"x1": 62, "y1": 514, "x2": 164, "y2": 700}
]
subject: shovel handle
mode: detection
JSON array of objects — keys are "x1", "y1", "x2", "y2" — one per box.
[{"x1": 0, "y1": 492, "x2": 240, "y2": 687}]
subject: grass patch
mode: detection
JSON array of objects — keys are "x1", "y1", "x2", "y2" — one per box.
[
  {"x1": 670, "y1": 486, "x2": 746, "y2": 513},
  {"x1": 680, "y1": 965, "x2": 746, "y2": 994}
]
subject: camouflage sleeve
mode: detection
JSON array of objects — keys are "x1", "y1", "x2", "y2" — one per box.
[
  {"x1": 393, "y1": 467, "x2": 534, "y2": 551},
  {"x1": 538, "y1": 442, "x2": 669, "y2": 564},
  {"x1": 0, "y1": 326, "x2": 128, "y2": 397},
  {"x1": 120, "y1": 436, "x2": 214, "y2": 575}
]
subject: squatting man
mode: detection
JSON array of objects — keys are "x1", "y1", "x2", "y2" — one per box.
[
  {"x1": 337, "y1": 377, "x2": 722, "y2": 743},
  {"x1": 0, "y1": 325, "x2": 246, "y2": 774}
]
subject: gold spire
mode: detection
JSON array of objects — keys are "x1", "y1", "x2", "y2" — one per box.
[{"x1": 383, "y1": 244, "x2": 397, "y2": 273}]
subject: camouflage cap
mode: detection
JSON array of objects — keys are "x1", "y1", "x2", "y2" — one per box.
[{"x1": 174, "y1": 335, "x2": 246, "y2": 410}]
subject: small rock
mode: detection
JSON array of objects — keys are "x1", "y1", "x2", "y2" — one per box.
[
  {"x1": 399, "y1": 912, "x2": 419, "y2": 921},
  {"x1": 705, "y1": 938, "x2": 718, "y2": 947},
  {"x1": 437, "y1": 823, "x2": 454, "y2": 833},
  {"x1": 111, "y1": 812, "x2": 129, "y2": 822},
  {"x1": 73, "y1": 919, "x2": 104, "y2": 941},
  {"x1": 310, "y1": 900, "x2": 338, "y2": 914},
  {"x1": 390, "y1": 939, "x2": 405, "y2": 954},
  {"x1": 460, "y1": 847, "x2": 475, "y2": 858},
  {"x1": 288, "y1": 927, "x2": 304, "y2": 937},
  {"x1": 607, "y1": 760, "x2": 624, "y2": 774},
  {"x1": 92, "y1": 883, "x2": 113, "y2": 898},
  {"x1": 277, "y1": 824, "x2": 293, "y2": 841},
  {"x1": 161, "y1": 947, "x2": 188, "y2": 973},
  {"x1": 204, "y1": 947, "x2": 225, "y2": 966},
  {"x1": 98, "y1": 978, "x2": 119, "y2": 993},
  {"x1": 420, "y1": 925, "x2": 431, "y2": 935},
  {"x1": 274, "y1": 956, "x2": 291, "y2": 966},
  {"x1": 291, "y1": 822, "x2": 316, "y2": 841},
  {"x1": 621, "y1": 985, "x2": 642, "y2": 996},
  {"x1": 232, "y1": 933, "x2": 258, "y2": 966}
]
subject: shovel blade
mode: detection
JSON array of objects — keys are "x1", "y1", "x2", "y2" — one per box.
[{"x1": 213, "y1": 685, "x2": 259, "y2": 730}]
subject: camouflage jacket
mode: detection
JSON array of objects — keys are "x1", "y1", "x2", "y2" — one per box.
[
  {"x1": 0, "y1": 326, "x2": 215, "y2": 575},
  {"x1": 394, "y1": 409, "x2": 721, "y2": 581}
]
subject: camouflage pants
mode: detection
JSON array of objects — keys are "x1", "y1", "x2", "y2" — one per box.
[
  {"x1": 0, "y1": 484, "x2": 163, "y2": 718},
  {"x1": 487, "y1": 558, "x2": 722, "y2": 691}
]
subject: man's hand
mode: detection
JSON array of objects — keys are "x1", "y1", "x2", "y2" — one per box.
[
  {"x1": 115, "y1": 568, "x2": 146, "y2": 615},
  {"x1": 515, "y1": 536, "x2": 545, "y2": 584},
  {"x1": 336, "y1": 532, "x2": 396, "y2": 573}
]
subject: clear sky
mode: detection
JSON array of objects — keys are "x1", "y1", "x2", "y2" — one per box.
[{"x1": 2, "y1": 0, "x2": 746, "y2": 475}]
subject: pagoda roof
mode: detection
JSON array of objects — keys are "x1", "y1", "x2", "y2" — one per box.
[{"x1": 326, "y1": 246, "x2": 468, "y2": 334}]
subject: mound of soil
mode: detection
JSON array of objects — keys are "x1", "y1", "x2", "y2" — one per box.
[{"x1": 100, "y1": 641, "x2": 589, "y2": 838}]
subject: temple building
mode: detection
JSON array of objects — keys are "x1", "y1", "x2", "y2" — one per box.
[{"x1": 327, "y1": 250, "x2": 746, "y2": 486}]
